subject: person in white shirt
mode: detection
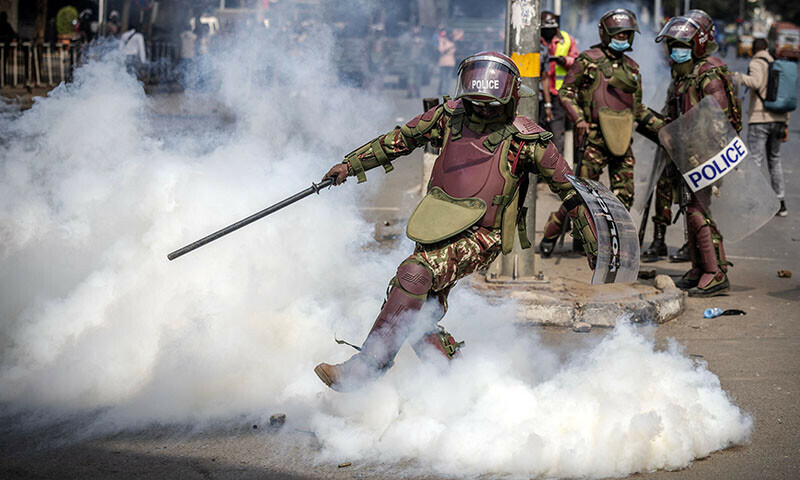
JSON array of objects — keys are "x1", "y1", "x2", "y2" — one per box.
[{"x1": 119, "y1": 28, "x2": 146, "y2": 65}]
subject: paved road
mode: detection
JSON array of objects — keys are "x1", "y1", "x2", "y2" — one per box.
[{"x1": 1, "y1": 57, "x2": 798, "y2": 480}]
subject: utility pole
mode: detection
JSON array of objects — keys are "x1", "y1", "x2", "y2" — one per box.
[{"x1": 488, "y1": 0, "x2": 545, "y2": 282}]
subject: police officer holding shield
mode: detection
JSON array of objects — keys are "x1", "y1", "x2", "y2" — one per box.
[{"x1": 655, "y1": 13, "x2": 743, "y2": 297}]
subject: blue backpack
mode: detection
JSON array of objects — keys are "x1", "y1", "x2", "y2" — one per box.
[{"x1": 754, "y1": 57, "x2": 798, "y2": 113}]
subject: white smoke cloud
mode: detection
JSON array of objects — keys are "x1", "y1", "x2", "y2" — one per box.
[{"x1": 0, "y1": 13, "x2": 751, "y2": 479}]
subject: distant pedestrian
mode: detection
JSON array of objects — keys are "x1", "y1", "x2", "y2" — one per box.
[
  {"x1": 0, "y1": 11, "x2": 18, "y2": 79},
  {"x1": 103, "y1": 10, "x2": 120, "y2": 37},
  {"x1": 437, "y1": 30, "x2": 456, "y2": 96},
  {"x1": 735, "y1": 37, "x2": 790, "y2": 216},
  {"x1": 119, "y1": 27, "x2": 146, "y2": 74}
]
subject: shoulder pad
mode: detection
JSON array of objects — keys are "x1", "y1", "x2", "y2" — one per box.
[
  {"x1": 623, "y1": 55, "x2": 639, "y2": 69},
  {"x1": 443, "y1": 98, "x2": 462, "y2": 113},
  {"x1": 406, "y1": 104, "x2": 441, "y2": 129},
  {"x1": 697, "y1": 56, "x2": 726, "y2": 75},
  {"x1": 513, "y1": 116, "x2": 546, "y2": 135},
  {"x1": 581, "y1": 48, "x2": 605, "y2": 61}
]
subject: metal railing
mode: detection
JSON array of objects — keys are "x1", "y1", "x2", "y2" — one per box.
[{"x1": 0, "y1": 41, "x2": 179, "y2": 89}]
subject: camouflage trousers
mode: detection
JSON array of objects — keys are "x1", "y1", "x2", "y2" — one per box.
[
  {"x1": 405, "y1": 226, "x2": 502, "y2": 313},
  {"x1": 652, "y1": 165, "x2": 681, "y2": 226},
  {"x1": 578, "y1": 129, "x2": 636, "y2": 210}
]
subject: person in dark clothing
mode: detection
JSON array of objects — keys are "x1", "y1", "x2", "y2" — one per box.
[{"x1": 1, "y1": 11, "x2": 19, "y2": 82}]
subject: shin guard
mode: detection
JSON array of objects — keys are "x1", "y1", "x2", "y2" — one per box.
[{"x1": 358, "y1": 261, "x2": 433, "y2": 370}]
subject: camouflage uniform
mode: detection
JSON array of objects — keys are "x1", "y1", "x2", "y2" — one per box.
[
  {"x1": 314, "y1": 51, "x2": 598, "y2": 393},
  {"x1": 558, "y1": 45, "x2": 663, "y2": 209},
  {"x1": 346, "y1": 100, "x2": 591, "y2": 298},
  {"x1": 655, "y1": 13, "x2": 743, "y2": 295},
  {"x1": 540, "y1": 42, "x2": 662, "y2": 253},
  {"x1": 653, "y1": 58, "x2": 742, "y2": 229}
]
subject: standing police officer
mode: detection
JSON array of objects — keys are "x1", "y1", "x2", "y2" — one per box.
[
  {"x1": 540, "y1": 9, "x2": 663, "y2": 257},
  {"x1": 314, "y1": 52, "x2": 599, "y2": 392},
  {"x1": 655, "y1": 14, "x2": 742, "y2": 296}
]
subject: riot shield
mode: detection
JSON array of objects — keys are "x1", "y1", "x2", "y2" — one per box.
[
  {"x1": 566, "y1": 175, "x2": 640, "y2": 284},
  {"x1": 630, "y1": 145, "x2": 667, "y2": 232},
  {"x1": 658, "y1": 96, "x2": 779, "y2": 243},
  {"x1": 630, "y1": 77, "x2": 671, "y2": 233}
]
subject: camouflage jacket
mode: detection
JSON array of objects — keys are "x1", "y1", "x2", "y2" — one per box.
[
  {"x1": 667, "y1": 56, "x2": 743, "y2": 132},
  {"x1": 559, "y1": 45, "x2": 664, "y2": 136}
]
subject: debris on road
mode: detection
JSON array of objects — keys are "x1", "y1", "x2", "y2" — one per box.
[
  {"x1": 638, "y1": 269, "x2": 656, "y2": 280},
  {"x1": 270, "y1": 413, "x2": 286, "y2": 427},
  {"x1": 777, "y1": 269, "x2": 792, "y2": 278},
  {"x1": 338, "y1": 462, "x2": 352, "y2": 468},
  {"x1": 573, "y1": 322, "x2": 591, "y2": 333}
]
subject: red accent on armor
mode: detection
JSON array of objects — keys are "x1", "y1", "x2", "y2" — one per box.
[
  {"x1": 700, "y1": 56, "x2": 725, "y2": 71},
  {"x1": 513, "y1": 115, "x2": 546, "y2": 135},
  {"x1": 405, "y1": 113, "x2": 424, "y2": 129},
  {"x1": 687, "y1": 205, "x2": 718, "y2": 274},
  {"x1": 446, "y1": 99, "x2": 460, "y2": 110},
  {"x1": 429, "y1": 124, "x2": 508, "y2": 228},
  {"x1": 511, "y1": 141, "x2": 525, "y2": 175},
  {"x1": 421, "y1": 107, "x2": 438, "y2": 122},
  {"x1": 397, "y1": 262, "x2": 433, "y2": 295},
  {"x1": 411, "y1": 332, "x2": 461, "y2": 361},
  {"x1": 539, "y1": 142, "x2": 573, "y2": 183},
  {"x1": 624, "y1": 56, "x2": 639, "y2": 69},
  {"x1": 543, "y1": 205, "x2": 568, "y2": 239},
  {"x1": 583, "y1": 48, "x2": 605, "y2": 61},
  {"x1": 591, "y1": 73, "x2": 634, "y2": 122}
]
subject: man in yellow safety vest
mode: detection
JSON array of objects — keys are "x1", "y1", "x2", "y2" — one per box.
[{"x1": 540, "y1": 10, "x2": 579, "y2": 154}]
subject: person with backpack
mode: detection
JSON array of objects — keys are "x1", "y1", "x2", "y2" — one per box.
[{"x1": 735, "y1": 37, "x2": 794, "y2": 217}]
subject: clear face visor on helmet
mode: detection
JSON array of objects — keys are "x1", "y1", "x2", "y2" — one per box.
[
  {"x1": 655, "y1": 17, "x2": 700, "y2": 44},
  {"x1": 602, "y1": 11, "x2": 640, "y2": 35},
  {"x1": 454, "y1": 59, "x2": 517, "y2": 105}
]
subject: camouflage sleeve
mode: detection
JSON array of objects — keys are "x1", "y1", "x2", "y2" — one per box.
[
  {"x1": 558, "y1": 55, "x2": 588, "y2": 124},
  {"x1": 344, "y1": 105, "x2": 449, "y2": 183},
  {"x1": 700, "y1": 67, "x2": 742, "y2": 132},
  {"x1": 633, "y1": 70, "x2": 665, "y2": 140},
  {"x1": 513, "y1": 136, "x2": 581, "y2": 206}
]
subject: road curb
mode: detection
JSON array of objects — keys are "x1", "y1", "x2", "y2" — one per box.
[{"x1": 471, "y1": 274, "x2": 686, "y2": 329}]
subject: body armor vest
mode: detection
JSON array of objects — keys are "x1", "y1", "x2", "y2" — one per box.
[
  {"x1": 429, "y1": 124, "x2": 508, "y2": 228},
  {"x1": 582, "y1": 48, "x2": 637, "y2": 122},
  {"x1": 668, "y1": 57, "x2": 742, "y2": 132},
  {"x1": 405, "y1": 99, "x2": 544, "y2": 252},
  {"x1": 582, "y1": 48, "x2": 638, "y2": 155}
]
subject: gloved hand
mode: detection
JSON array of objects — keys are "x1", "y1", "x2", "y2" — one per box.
[
  {"x1": 575, "y1": 119, "x2": 590, "y2": 144},
  {"x1": 570, "y1": 204, "x2": 598, "y2": 270},
  {"x1": 322, "y1": 163, "x2": 350, "y2": 185}
]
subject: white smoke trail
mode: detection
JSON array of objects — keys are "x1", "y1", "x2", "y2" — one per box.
[{"x1": 0, "y1": 11, "x2": 751, "y2": 479}]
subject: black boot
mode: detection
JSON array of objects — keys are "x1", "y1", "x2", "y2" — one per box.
[
  {"x1": 668, "y1": 242, "x2": 690, "y2": 263},
  {"x1": 641, "y1": 224, "x2": 667, "y2": 263},
  {"x1": 573, "y1": 237, "x2": 585, "y2": 255}
]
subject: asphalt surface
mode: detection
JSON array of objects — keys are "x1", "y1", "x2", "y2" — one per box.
[{"x1": 1, "y1": 56, "x2": 798, "y2": 479}]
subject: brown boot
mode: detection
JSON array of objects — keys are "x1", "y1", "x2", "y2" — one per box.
[
  {"x1": 411, "y1": 327, "x2": 464, "y2": 363},
  {"x1": 314, "y1": 355, "x2": 386, "y2": 393},
  {"x1": 675, "y1": 229, "x2": 701, "y2": 290},
  {"x1": 315, "y1": 261, "x2": 432, "y2": 392},
  {"x1": 688, "y1": 270, "x2": 730, "y2": 297},
  {"x1": 687, "y1": 213, "x2": 730, "y2": 297}
]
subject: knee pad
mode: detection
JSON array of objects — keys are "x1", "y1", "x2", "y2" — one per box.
[{"x1": 396, "y1": 260, "x2": 433, "y2": 296}]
